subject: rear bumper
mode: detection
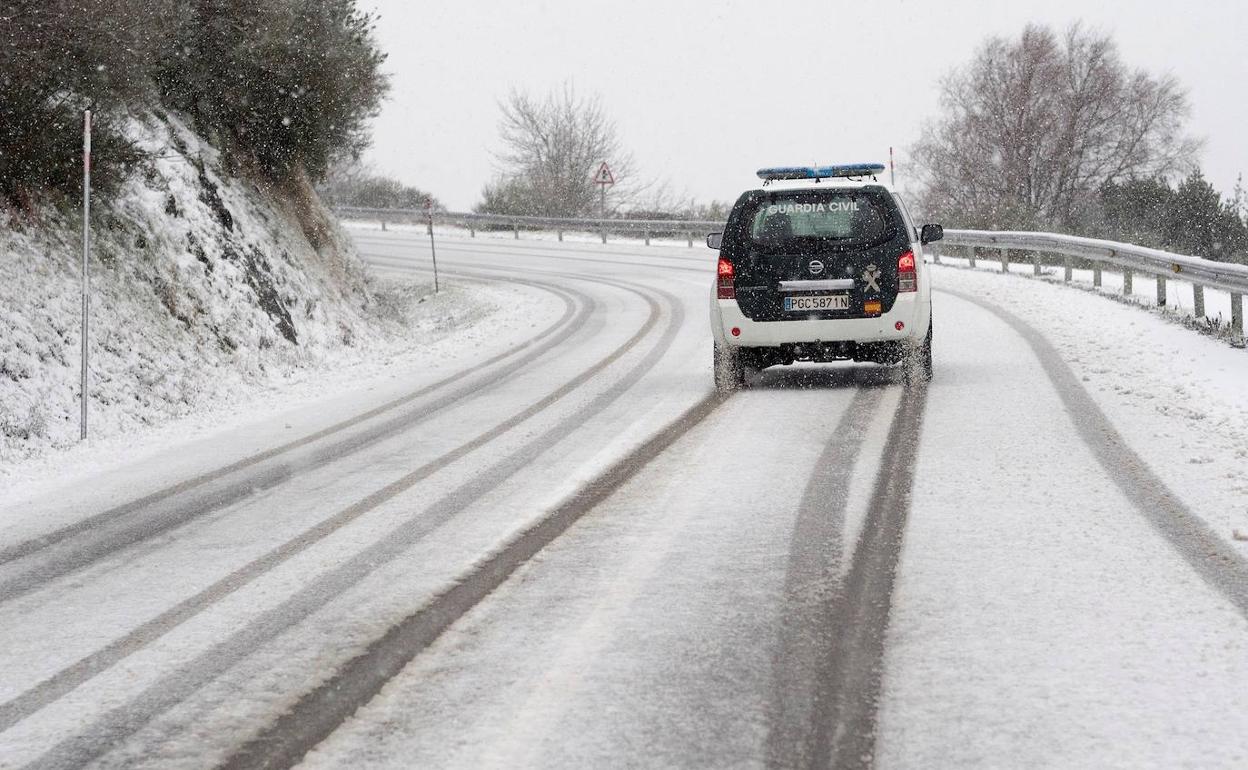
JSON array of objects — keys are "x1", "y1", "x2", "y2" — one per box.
[{"x1": 712, "y1": 291, "x2": 929, "y2": 347}]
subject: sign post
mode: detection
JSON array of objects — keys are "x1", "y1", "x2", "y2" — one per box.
[
  {"x1": 81, "y1": 110, "x2": 92, "y2": 441},
  {"x1": 425, "y1": 197, "x2": 439, "y2": 294},
  {"x1": 593, "y1": 161, "x2": 615, "y2": 244}
]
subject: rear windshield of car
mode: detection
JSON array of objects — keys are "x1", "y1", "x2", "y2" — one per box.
[{"x1": 745, "y1": 192, "x2": 889, "y2": 246}]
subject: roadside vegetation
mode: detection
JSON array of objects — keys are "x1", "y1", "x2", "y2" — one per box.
[
  {"x1": 474, "y1": 84, "x2": 726, "y2": 222},
  {"x1": 912, "y1": 23, "x2": 1247, "y2": 262},
  {"x1": 0, "y1": 1, "x2": 406, "y2": 455},
  {"x1": 475, "y1": 85, "x2": 634, "y2": 219},
  {"x1": 317, "y1": 161, "x2": 442, "y2": 211},
  {"x1": 0, "y1": 0, "x2": 387, "y2": 212}
]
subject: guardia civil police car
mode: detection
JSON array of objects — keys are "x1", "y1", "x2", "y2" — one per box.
[{"x1": 707, "y1": 163, "x2": 940, "y2": 392}]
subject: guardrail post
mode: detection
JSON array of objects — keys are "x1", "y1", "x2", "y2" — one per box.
[
  {"x1": 644, "y1": 230, "x2": 650, "y2": 246},
  {"x1": 1064, "y1": 256, "x2": 1073, "y2": 283},
  {"x1": 1156, "y1": 275, "x2": 1167, "y2": 307},
  {"x1": 601, "y1": 224, "x2": 607, "y2": 244},
  {"x1": 513, "y1": 221, "x2": 519, "y2": 240},
  {"x1": 1193, "y1": 284, "x2": 1205, "y2": 319},
  {"x1": 687, "y1": 231, "x2": 693, "y2": 248},
  {"x1": 1232, "y1": 293, "x2": 1244, "y2": 347},
  {"x1": 1093, "y1": 265, "x2": 1102, "y2": 288},
  {"x1": 930, "y1": 243, "x2": 941, "y2": 265},
  {"x1": 1123, "y1": 269, "x2": 1133, "y2": 296},
  {"x1": 557, "y1": 229, "x2": 563, "y2": 242},
  {"x1": 380, "y1": 217, "x2": 386, "y2": 232},
  {"x1": 967, "y1": 246, "x2": 977, "y2": 268},
  {"x1": 1032, "y1": 251, "x2": 1041, "y2": 276},
  {"x1": 1000, "y1": 248, "x2": 1009, "y2": 273},
  {"x1": 470, "y1": 223, "x2": 476, "y2": 238}
]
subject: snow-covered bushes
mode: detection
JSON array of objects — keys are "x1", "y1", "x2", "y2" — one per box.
[
  {"x1": 1, "y1": 1, "x2": 387, "y2": 208},
  {"x1": 0, "y1": 404, "x2": 46, "y2": 442},
  {"x1": 154, "y1": 0, "x2": 388, "y2": 180},
  {"x1": 0, "y1": 1, "x2": 157, "y2": 206}
]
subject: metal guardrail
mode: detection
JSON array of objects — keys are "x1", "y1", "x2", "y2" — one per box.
[
  {"x1": 935, "y1": 230, "x2": 1247, "y2": 344},
  {"x1": 333, "y1": 206, "x2": 1246, "y2": 345},
  {"x1": 333, "y1": 206, "x2": 721, "y2": 247}
]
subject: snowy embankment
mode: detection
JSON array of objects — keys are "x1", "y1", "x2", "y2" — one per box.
[{"x1": 0, "y1": 114, "x2": 498, "y2": 473}]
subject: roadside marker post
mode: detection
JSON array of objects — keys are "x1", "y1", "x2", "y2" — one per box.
[
  {"x1": 424, "y1": 197, "x2": 439, "y2": 294},
  {"x1": 80, "y1": 110, "x2": 92, "y2": 441},
  {"x1": 1232, "y1": 293, "x2": 1244, "y2": 347},
  {"x1": 593, "y1": 161, "x2": 614, "y2": 244}
]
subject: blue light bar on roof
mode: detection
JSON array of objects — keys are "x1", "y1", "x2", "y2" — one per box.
[{"x1": 757, "y1": 163, "x2": 886, "y2": 181}]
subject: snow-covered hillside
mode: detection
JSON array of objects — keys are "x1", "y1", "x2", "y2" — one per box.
[{"x1": 0, "y1": 113, "x2": 432, "y2": 463}]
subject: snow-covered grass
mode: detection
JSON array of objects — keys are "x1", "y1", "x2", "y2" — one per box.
[
  {"x1": 932, "y1": 250, "x2": 1242, "y2": 343},
  {"x1": 0, "y1": 113, "x2": 445, "y2": 469}
]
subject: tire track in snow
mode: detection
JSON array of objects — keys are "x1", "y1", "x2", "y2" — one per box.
[
  {"x1": 0, "y1": 273, "x2": 583, "y2": 574},
  {"x1": 0, "y1": 275, "x2": 652, "y2": 735},
  {"x1": 938, "y1": 288, "x2": 1248, "y2": 617},
  {"x1": 786, "y1": 380, "x2": 930, "y2": 770},
  {"x1": 24, "y1": 281, "x2": 687, "y2": 769},
  {"x1": 765, "y1": 385, "x2": 888, "y2": 768},
  {"x1": 218, "y1": 393, "x2": 724, "y2": 770},
  {"x1": 0, "y1": 265, "x2": 675, "y2": 603}
]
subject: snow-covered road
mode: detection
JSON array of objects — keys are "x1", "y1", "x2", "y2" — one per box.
[{"x1": 1, "y1": 227, "x2": 1246, "y2": 768}]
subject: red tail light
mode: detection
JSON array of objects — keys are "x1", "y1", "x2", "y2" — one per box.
[
  {"x1": 717, "y1": 257, "x2": 735, "y2": 299},
  {"x1": 898, "y1": 250, "x2": 917, "y2": 292}
]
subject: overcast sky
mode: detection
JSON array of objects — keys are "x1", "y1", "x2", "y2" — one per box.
[{"x1": 359, "y1": 0, "x2": 1247, "y2": 212}]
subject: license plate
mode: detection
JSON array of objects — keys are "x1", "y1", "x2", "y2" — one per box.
[{"x1": 784, "y1": 294, "x2": 849, "y2": 312}]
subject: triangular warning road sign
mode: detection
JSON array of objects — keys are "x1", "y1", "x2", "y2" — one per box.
[{"x1": 593, "y1": 162, "x2": 615, "y2": 186}]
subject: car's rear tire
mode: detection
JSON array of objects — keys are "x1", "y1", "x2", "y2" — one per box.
[
  {"x1": 906, "y1": 326, "x2": 933, "y2": 384},
  {"x1": 713, "y1": 344, "x2": 746, "y2": 394}
]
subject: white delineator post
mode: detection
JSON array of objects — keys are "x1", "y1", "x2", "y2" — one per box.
[
  {"x1": 1232, "y1": 293, "x2": 1244, "y2": 347},
  {"x1": 80, "y1": 110, "x2": 92, "y2": 441},
  {"x1": 424, "y1": 197, "x2": 439, "y2": 294}
]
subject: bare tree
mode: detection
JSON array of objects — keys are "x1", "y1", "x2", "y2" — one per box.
[
  {"x1": 911, "y1": 24, "x2": 1200, "y2": 229},
  {"x1": 481, "y1": 84, "x2": 636, "y2": 217}
]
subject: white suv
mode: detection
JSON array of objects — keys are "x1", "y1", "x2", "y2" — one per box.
[{"x1": 708, "y1": 164, "x2": 938, "y2": 392}]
